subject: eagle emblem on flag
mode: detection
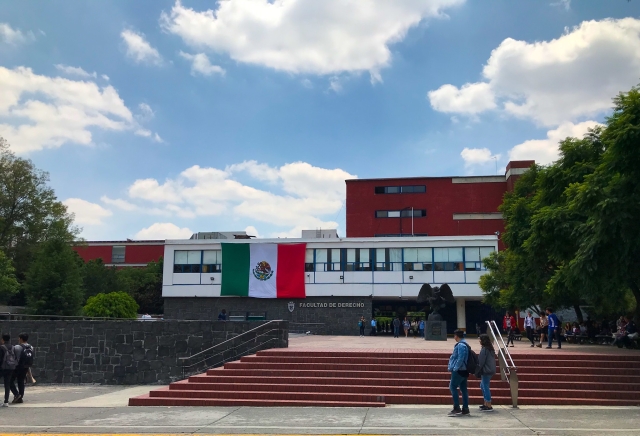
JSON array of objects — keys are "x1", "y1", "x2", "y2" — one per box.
[{"x1": 252, "y1": 260, "x2": 274, "y2": 281}]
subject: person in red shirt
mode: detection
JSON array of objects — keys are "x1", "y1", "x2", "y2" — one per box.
[{"x1": 503, "y1": 312, "x2": 516, "y2": 347}]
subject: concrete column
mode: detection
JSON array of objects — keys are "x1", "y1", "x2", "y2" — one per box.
[{"x1": 456, "y1": 298, "x2": 466, "y2": 331}]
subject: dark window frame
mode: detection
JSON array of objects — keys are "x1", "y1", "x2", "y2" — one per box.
[{"x1": 374, "y1": 185, "x2": 426, "y2": 194}]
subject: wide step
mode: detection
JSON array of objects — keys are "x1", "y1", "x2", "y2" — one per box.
[{"x1": 132, "y1": 349, "x2": 640, "y2": 407}]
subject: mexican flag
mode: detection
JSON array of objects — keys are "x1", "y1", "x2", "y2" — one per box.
[{"x1": 221, "y1": 243, "x2": 306, "y2": 299}]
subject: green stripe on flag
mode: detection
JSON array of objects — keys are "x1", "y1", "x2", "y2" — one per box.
[{"x1": 221, "y1": 243, "x2": 250, "y2": 296}]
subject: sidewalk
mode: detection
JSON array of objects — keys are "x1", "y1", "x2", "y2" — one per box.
[{"x1": 0, "y1": 386, "x2": 639, "y2": 435}]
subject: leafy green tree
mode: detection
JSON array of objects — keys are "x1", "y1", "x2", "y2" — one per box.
[
  {"x1": 82, "y1": 258, "x2": 120, "y2": 302},
  {"x1": 24, "y1": 223, "x2": 84, "y2": 315},
  {"x1": 84, "y1": 291, "x2": 139, "y2": 319},
  {"x1": 0, "y1": 137, "x2": 79, "y2": 305},
  {"x1": 567, "y1": 86, "x2": 640, "y2": 319},
  {"x1": 0, "y1": 250, "x2": 19, "y2": 303},
  {"x1": 117, "y1": 259, "x2": 163, "y2": 314}
]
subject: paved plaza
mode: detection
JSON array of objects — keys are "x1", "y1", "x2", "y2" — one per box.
[{"x1": 1, "y1": 335, "x2": 639, "y2": 435}]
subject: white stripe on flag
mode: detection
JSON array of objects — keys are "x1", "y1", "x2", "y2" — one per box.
[{"x1": 248, "y1": 243, "x2": 278, "y2": 298}]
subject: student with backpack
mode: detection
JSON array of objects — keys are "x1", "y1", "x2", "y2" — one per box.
[
  {"x1": 10, "y1": 333, "x2": 33, "y2": 404},
  {"x1": 0, "y1": 333, "x2": 17, "y2": 407},
  {"x1": 447, "y1": 329, "x2": 478, "y2": 417}
]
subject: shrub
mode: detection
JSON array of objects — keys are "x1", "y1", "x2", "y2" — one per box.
[{"x1": 83, "y1": 291, "x2": 139, "y2": 319}]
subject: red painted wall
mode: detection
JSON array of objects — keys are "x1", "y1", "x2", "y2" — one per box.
[
  {"x1": 73, "y1": 244, "x2": 164, "y2": 265},
  {"x1": 346, "y1": 177, "x2": 506, "y2": 239}
]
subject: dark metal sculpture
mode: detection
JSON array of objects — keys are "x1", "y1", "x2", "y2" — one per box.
[{"x1": 417, "y1": 283, "x2": 455, "y2": 321}]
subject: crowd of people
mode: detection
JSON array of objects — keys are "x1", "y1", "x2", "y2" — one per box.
[
  {"x1": 0, "y1": 333, "x2": 34, "y2": 407},
  {"x1": 360, "y1": 316, "x2": 426, "y2": 338}
]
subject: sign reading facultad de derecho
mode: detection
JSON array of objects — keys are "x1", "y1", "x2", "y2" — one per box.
[{"x1": 298, "y1": 302, "x2": 366, "y2": 308}]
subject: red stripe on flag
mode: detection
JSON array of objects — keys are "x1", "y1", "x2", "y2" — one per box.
[{"x1": 276, "y1": 243, "x2": 306, "y2": 299}]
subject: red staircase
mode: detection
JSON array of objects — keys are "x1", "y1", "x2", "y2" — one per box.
[{"x1": 129, "y1": 349, "x2": 640, "y2": 407}]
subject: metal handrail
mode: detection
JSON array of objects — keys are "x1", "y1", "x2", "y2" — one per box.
[
  {"x1": 178, "y1": 320, "x2": 286, "y2": 379},
  {"x1": 485, "y1": 320, "x2": 519, "y2": 408}
]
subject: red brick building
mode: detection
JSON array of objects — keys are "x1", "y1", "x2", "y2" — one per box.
[
  {"x1": 73, "y1": 240, "x2": 164, "y2": 267},
  {"x1": 346, "y1": 160, "x2": 534, "y2": 247}
]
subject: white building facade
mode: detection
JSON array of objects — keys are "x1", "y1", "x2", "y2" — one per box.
[{"x1": 162, "y1": 235, "x2": 497, "y2": 334}]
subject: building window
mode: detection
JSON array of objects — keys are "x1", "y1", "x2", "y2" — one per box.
[
  {"x1": 202, "y1": 250, "x2": 222, "y2": 273},
  {"x1": 375, "y1": 185, "x2": 426, "y2": 194},
  {"x1": 403, "y1": 248, "x2": 433, "y2": 271},
  {"x1": 111, "y1": 246, "x2": 125, "y2": 263},
  {"x1": 374, "y1": 248, "x2": 402, "y2": 271},
  {"x1": 174, "y1": 250, "x2": 202, "y2": 273},
  {"x1": 345, "y1": 248, "x2": 372, "y2": 271},
  {"x1": 375, "y1": 209, "x2": 426, "y2": 218},
  {"x1": 305, "y1": 249, "x2": 314, "y2": 272},
  {"x1": 314, "y1": 248, "x2": 342, "y2": 272},
  {"x1": 433, "y1": 247, "x2": 464, "y2": 271},
  {"x1": 464, "y1": 247, "x2": 495, "y2": 271}
]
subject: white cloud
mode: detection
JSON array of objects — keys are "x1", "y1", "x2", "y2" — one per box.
[
  {"x1": 0, "y1": 66, "x2": 161, "y2": 153},
  {"x1": 138, "y1": 103, "x2": 154, "y2": 119},
  {"x1": 123, "y1": 160, "x2": 355, "y2": 234},
  {"x1": 460, "y1": 147, "x2": 501, "y2": 167},
  {"x1": 0, "y1": 23, "x2": 34, "y2": 45},
  {"x1": 428, "y1": 18, "x2": 640, "y2": 126},
  {"x1": 244, "y1": 225, "x2": 260, "y2": 238},
  {"x1": 428, "y1": 82, "x2": 496, "y2": 114},
  {"x1": 551, "y1": 0, "x2": 571, "y2": 11},
  {"x1": 63, "y1": 198, "x2": 112, "y2": 225},
  {"x1": 54, "y1": 64, "x2": 97, "y2": 79},
  {"x1": 329, "y1": 77, "x2": 343, "y2": 93},
  {"x1": 101, "y1": 74, "x2": 110, "y2": 81},
  {"x1": 134, "y1": 222, "x2": 193, "y2": 240},
  {"x1": 101, "y1": 196, "x2": 138, "y2": 211},
  {"x1": 509, "y1": 120, "x2": 600, "y2": 165},
  {"x1": 179, "y1": 52, "x2": 225, "y2": 76},
  {"x1": 160, "y1": 0, "x2": 464, "y2": 81},
  {"x1": 121, "y1": 29, "x2": 163, "y2": 66}
]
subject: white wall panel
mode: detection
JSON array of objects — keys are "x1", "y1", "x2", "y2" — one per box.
[
  {"x1": 172, "y1": 273, "x2": 200, "y2": 285},
  {"x1": 162, "y1": 284, "x2": 220, "y2": 297},
  {"x1": 465, "y1": 271, "x2": 485, "y2": 284},
  {"x1": 200, "y1": 273, "x2": 222, "y2": 286},
  {"x1": 434, "y1": 271, "x2": 465, "y2": 284},
  {"x1": 343, "y1": 271, "x2": 373, "y2": 283},
  {"x1": 306, "y1": 284, "x2": 373, "y2": 297},
  {"x1": 315, "y1": 272, "x2": 344, "y2": 284},
  {"x1": 373, "y1": 271, "x2": 403, "y2": 284},
  {"x1": 403, "y1": 271, "x2": 433, "y2": 284}
]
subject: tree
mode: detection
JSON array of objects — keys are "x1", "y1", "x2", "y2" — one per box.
[
  {"x1": 23, "y1": 223, "x2": 84, "y2": 315},
  {"x1": 84, "y1": 291, "x2": 139, "y2": 319},
  {"x1": 82, "y1": 258, "x2": 120, "y2": 302},
  {"x1": 117, "y1": 259, "x2": 164, "y2": 314},
  {"x1": 481, "y1": 132, "x2": 604, "y2": 319},
  {"x1": 0, "y1": 137, "x2": 79, "y2": 304},
  {"x1": 0, "y1": 250, "x2": 19, "y2": 303},
  {"x1": 567, "y1": 86, "x2": 640, "y2": 319}
]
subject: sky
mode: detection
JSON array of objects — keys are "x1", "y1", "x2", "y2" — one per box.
[{"x1": 1, "y1": 0, "x2": 639, "y2": 240}]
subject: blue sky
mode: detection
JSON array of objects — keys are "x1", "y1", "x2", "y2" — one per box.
[{"x1": 1, "y1": 0, "x2": 639, "y2": 240}]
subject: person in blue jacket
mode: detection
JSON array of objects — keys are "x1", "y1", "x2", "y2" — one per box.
[
  {"x1": 447, "y1": 329, "x2": 470, "y2": 416},
  {"x1": 546, "y1": 307, "x2": 561, "y2": 349}
]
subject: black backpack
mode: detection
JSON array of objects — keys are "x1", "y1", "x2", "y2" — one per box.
[
  {"x1": 460, "y1": 342, "x2": 478, "y2": 376},
  {"x1": 18, "y1": 344, "x2": 34, "y2": 368}
]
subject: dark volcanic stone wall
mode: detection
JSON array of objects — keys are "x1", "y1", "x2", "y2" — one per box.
[
  {"x1": 164, "y1": 296, "x2": 373, "y2": 335},
  {"x1": 0, "y1": 320, "x2": 287, "y2": 385}
]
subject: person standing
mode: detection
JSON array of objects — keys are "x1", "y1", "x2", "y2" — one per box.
[
  {"x1": 0, "y1": 334, "x2": 17, "y2": 407},
  {"x1": 370, "y1": 318, "x2": 377, "y2": 336},
  {"x1": 358, "y1": 316, "x2": 365, "y2": 337},
  {"x1": 524, "y1": 311, "x2": 536, "y2": 347},
  {"x1": 447, "y1": 329, "x2": 470, "y2": 416},
  {"x1": 546, "y1": 307, "x2": 561, "y2": 349},
  {"x1": 419, "y1": 319, "x2": 425, "y2": 338},
  {"x1": 393, "y1": 317, "x2": 401, "y2": 338},
  {"x1": 10, "y1": 333, "x2": 33, "y2": 404},
  {"x1": 403, "y1": 317, "x2": 410, "y2": 338},
  {"x1": 476, "y1": 334, "x2": 497, "y2": 412},
  {"x1": 503, "y1": 311, "x2": 516, "y2": 347},
  {"x1": 536, "y1": 313, "x2": 548, "y2": 347}
]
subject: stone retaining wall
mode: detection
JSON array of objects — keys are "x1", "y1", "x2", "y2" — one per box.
[
  {"x1": 0, "y1": 320, "x2": 288, "y2": 385},
  {"x1": 164, "y1": 296, "x2": 373, "y2": 335}
]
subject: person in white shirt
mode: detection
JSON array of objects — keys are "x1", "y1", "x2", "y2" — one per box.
[{"x1": 524, "y1": 311, "x2": 536, "y2": 347}]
